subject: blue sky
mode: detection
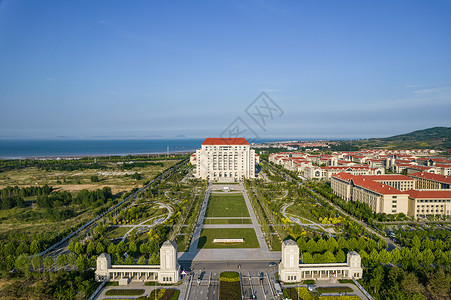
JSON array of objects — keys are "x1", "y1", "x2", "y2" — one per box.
[{"x1": 0, "y1": 0, "x2": 450, "y2": 140}]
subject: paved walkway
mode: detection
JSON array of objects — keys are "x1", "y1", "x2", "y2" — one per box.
[
  {"x1": 121, "y1": 202, "x2": 173, "y2": 241},
  {"x1": 240, "y1": 182, "x2": 270, "y2": 252},
  {"x1": 187, "y1": 183, "x2": 211, "y2": 252}
]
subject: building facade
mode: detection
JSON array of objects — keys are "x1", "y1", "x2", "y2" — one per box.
[
  {"x1": 331, "y1": 173, "x2": 411, "y2": 215},
  {"x1": 279, "y1": 239, "x2": 363, "y2": 282},
  {"x1": 194, "y1": 138, "x2": 256, "y2": 182},
  {"x1": 95, "y1": 240, "x2": 180, "y2": 284},
  {"x1": 409, "y1": 172, "x2": 451, "y2": 190}
]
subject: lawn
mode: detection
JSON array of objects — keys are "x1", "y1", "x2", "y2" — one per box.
[
  {"x1": 197, "y1": 228, "x2": 259, "y2": 249},
  {"x1": 103, "y1": 227, "x2": 130, "y2": 240},
  {"x1": 203, "y1": 218, "x2": 252, "y2": 224},
  {"x1": 205, "y1": 193, "x2": 249, "y2": 218}
]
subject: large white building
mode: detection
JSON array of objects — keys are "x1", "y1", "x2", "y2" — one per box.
[{"x1": 194, "y1": 138, "x2": 256, "y2": 182}]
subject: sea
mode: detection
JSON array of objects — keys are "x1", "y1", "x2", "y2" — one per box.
[{"x1": 0, "y1": 138, "x2": 294, "y2": 159}]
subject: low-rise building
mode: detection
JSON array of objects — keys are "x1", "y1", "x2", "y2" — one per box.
[
  {"x1": 95, "y1": 240, "x2": 180, "y2": 284},
  {"x1": 331, "y1": 173, "x2": 410, "y2": 215},
  {"x1": 409, "y1": 172, "x2": 451, "y2": 189},
  {"x1": 279, "y1": 239, "x2": 363, "y2": 282},
  {"x1": 407, "y1": 190, "x2": 451, "y2": 218}
]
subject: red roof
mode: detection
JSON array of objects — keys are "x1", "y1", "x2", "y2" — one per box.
[
  {"x1": 361, "y1": 175, "x2": 414, "y2": 181},
  {"x1": 332, "y1": 173, "x2": 405, "y2": 195},
  {"x1": 409, "y1": 172, "x2": 451, "y2": 184},
  {"x1": 352, "y1": 177, "x2": 405, "y2": 195},
  {"x1": 407, "y1": 189, "x2": 451, "y2": 199},
  {"x1": 202, "y1": 138, "x2": 249, "y2": 145}
]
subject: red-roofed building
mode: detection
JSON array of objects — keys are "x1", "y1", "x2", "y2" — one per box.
[
  {"x1": 409, "y1": 172, "x2": 451, "y2": 189},
  {"x1": 406, "y1": 189, "x2": 451, "y2": 218},
  {"x1": 202, "y1": 137, "x2": 249, "y2": 145},
  {"x1": 330, "y1": 173, "x2": 409, "y2": 214},
  {"x1": 195, "y1": 137, "x2": 255, "y2": 181}
]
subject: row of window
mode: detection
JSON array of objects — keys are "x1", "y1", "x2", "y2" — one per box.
[
  {"x1": 162, "y1": 277, "x2": 172, "y2": 282},
  {"x1": 417, "y1": 199, "x2": 450, "y2": 203}
]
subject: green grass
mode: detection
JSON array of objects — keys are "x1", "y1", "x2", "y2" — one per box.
[
  {"x1": 148, "y1": 288, "x2": 180, "y2": 300},
  {"x1": 197, "y1": 228, "x2": 260, "y2": 248},
  {"x1": 203, "y1": 218, "x2": 252, "y2": 224},
  {"x1": 317, "y1": 286, "x2": 353, "y2": 293},
  {"x1": 105, "y1": 289, "x2": 145, "y2": 296},
  {"x1": 104, "y1": 226, "x2": 130, "y2": 240},
  {"x1": 205, "y1": 193, "x2": 249, "y2": 218},
  {"x1": 302, "y1": 280, "x2": 316, "y2": 284}
]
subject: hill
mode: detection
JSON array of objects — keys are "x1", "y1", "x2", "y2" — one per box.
[{"x1": 352, "y1": 127, "x2": 451, "y2": 150}]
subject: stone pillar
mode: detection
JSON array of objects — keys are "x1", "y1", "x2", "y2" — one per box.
[
  {"x1": 95, "y1": 253, "x2": 111, "y2": 282},
  {"x1": 347, "y1": 251, "x2": 363, "y2": 279},
  {"x1": 158, "y1": 240, "x2": 180, "y2": 284},
  {"x1": 278, "y1": 239, "x2": 301, "y2": 282}
]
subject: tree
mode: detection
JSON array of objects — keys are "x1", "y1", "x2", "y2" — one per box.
[
  {"x1": 388, "y1": 248, "x2": 401, "y2": 265},
  {"x1": 139, "y1": 243, "x2": 148, "y2": 255},
  {"x1": 96, "y1": 242, "x2": 105, "y2": 255},
  {"x1": 116, "y1": 241, "x2": 127, "y2": 256},
  {"x1": 68, "y1": 252, "x2": 78, "y2": 267},
  {"x1": 427, "y1": 269, "x2": 451, "y2": 299},
  {"x1": 302, "y1": 252, "x2": 314, "y2": 264},
  {"x1": 15, "y1": 254, "x2": 30, "y2": 274},
  {"x1": 125, "y1": 255, "x2": 134, "y2": 265},
  {"x1": 76, "y1": 254, "x2": 87, "y2": 271},
  {"x1": 31, "y1": 254, "x2": 43, "y2": 271},
  {"x1": 322, "y1": 251, "x2": 336, "y2": 263},
  {"x1": 86, "y1": 242, "x2": 95, "y2": 255},
  {"x1": 129, "y1": 241, "x2": 137, "y2": 255},
  {"x1": 68, "y1": 241, "x2": 75, "y2": 253},
  {"x1": 401, "y1": 272, "x2": 423, "y2": 295},
  {"x1": 305, "y1": 239, "x2": 316, "y2": 253},
  {"x1": 326, "y1": 237, "x2": 338, "y2": 253},
  {"x1": 316, "y1": 239, "x2": 327, "y2": 253},
  {"x1": 379, "y1": 249, "x2": 390, "y2": 264},
  {"x1": 107, "y1": 243, "x2": 116, "y2": 254},
  {"x1": 30, "y1": 240, "x2": 41, "y2": 254},
  {"x1": 369, "y1": 266, "x2": 384, "y2": 294},
  {"x1": 43, "y1": 256, "x2": 53, "y2": 271},
  {"x1": 421, "y1": 248, "x2": 435, "y2": 269},
  {"x1": 137, "y1": 256, "x2": 146, "y2": 265},
  {"x1": 411, "y1": 236, "x2": 421, "y2": 249},
  {"x1": 56, "y1": 254, "x2": 68, "y2": 269},
  {"x1": 335, "y1": 250, "x2": 346, "y2": 263},
  {"x1": 90, "y1": 175, "x2": 100, "y2": 182},
  {"x1": 74, "y1": 242, "x2": 84, "y2": 255}
]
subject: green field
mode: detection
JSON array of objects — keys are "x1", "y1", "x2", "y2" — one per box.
[
  {"x1": 205, "y1": 193, "x2": 249, "y2": 218},
  {"x1": 197, "y1": 228, "x2": 259, "y2": 248},
  {"x1": 203, "y1": 218, "x2": 252, "y2": 224}
]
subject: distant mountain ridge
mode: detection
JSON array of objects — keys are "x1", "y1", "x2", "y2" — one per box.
[{"x1": 354, "y1": 127, "x2": 451, "y2": 150}]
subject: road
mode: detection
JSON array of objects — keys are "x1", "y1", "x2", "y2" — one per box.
[{"x1": 181, "y1": 260, "x2": 279, "y2": 300}]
